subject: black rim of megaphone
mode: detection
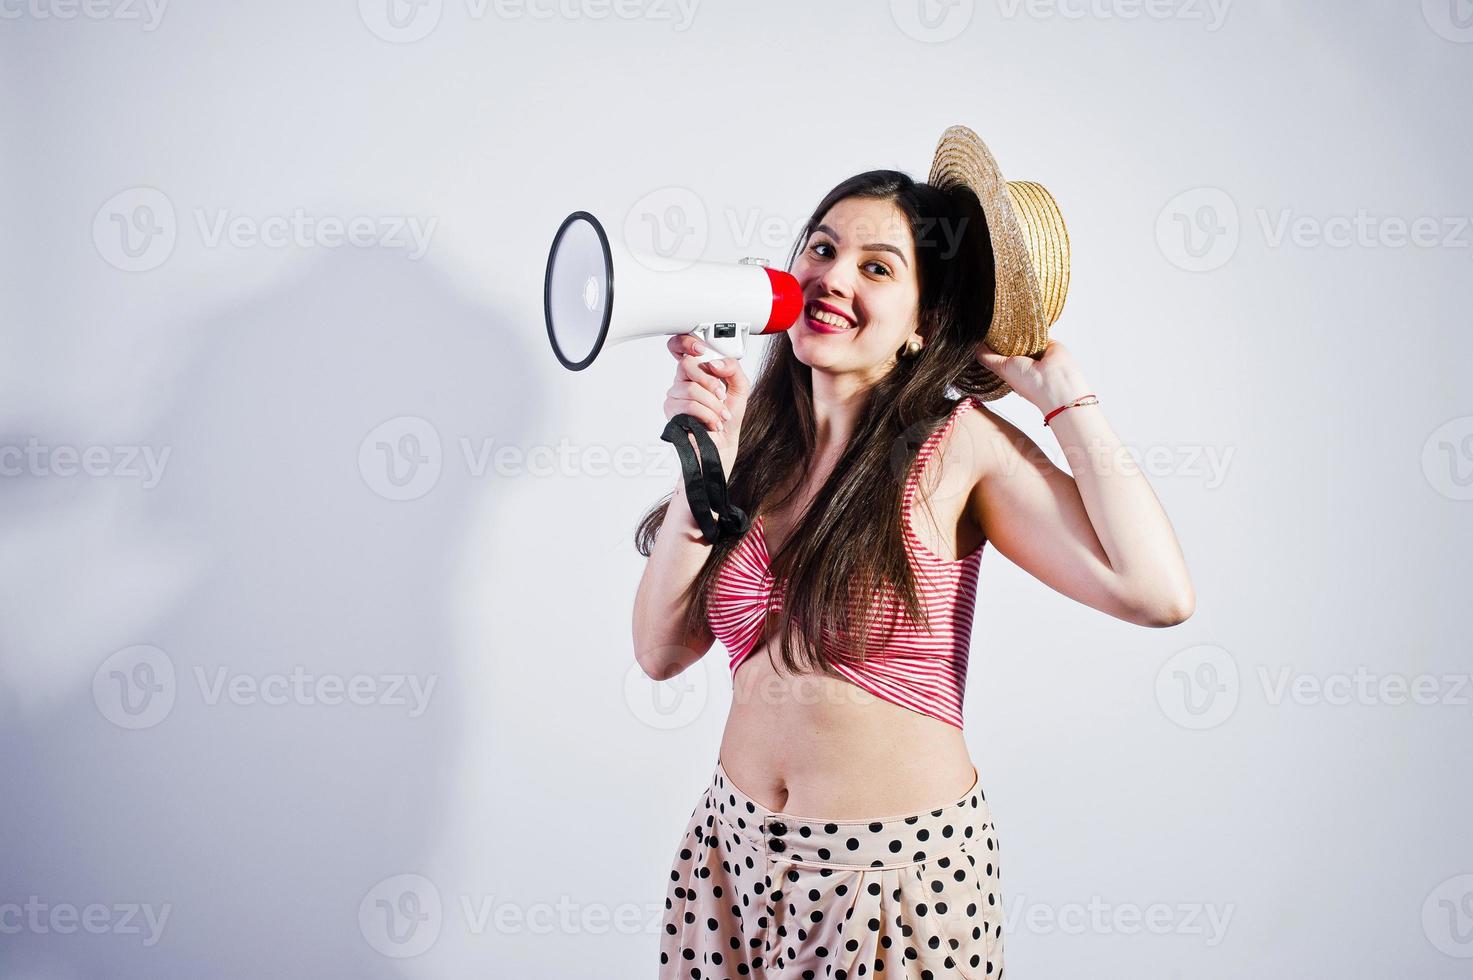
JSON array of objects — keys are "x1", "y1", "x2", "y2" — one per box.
[{"x1": 544, "y1": 210, "x2": 614, "y2": 372}]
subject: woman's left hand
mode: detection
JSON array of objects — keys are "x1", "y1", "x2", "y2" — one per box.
[{"x1": 976, "y1": 338, "x2": 1092, "y2": 413}]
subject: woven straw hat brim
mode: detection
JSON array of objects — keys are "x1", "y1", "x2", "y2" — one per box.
[{"x1": 928, "y1": 125, "x2": 1069, "y2": 401}]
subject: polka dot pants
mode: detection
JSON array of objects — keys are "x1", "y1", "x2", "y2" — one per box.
[{"x1": 658, "y1": 758, "x2": 1005, "y2": 979}]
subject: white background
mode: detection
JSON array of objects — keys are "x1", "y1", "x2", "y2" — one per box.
[{"x1": 1, "y1": 1, "x2": 1471, "y2": 977}]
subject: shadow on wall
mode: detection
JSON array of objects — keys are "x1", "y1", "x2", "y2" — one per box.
[{"x1": 0, "y1": 245, "x2": 541, "y2": 979}]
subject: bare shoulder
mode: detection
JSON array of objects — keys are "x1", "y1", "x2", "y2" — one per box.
[{"x1": 954, "y1": 396, "x2": 1046, "y2": 485}]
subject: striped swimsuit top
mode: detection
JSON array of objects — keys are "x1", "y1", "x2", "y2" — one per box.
[{"x1": 708, "y1": 395, "x2": 986, "y2": 729}]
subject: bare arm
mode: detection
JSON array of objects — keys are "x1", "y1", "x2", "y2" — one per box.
[
  {"x1": 632, "y1": 335, "x2": 751, "y2": 679},
  {"x1": 965, "y1": 351, "x2": 1195, "y2": 627},
  {"x1": 632, "y1": 474, "x2": 719, "y2": 680}
]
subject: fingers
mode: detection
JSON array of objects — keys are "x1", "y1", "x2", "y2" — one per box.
[
  {"x1": 666, "y1": 385, "x2": 730, "y2": 433},
  {"x1": 668, "y1": 333, "x2": 715, "y2": 362},
  {"x1": 679, "y1": 353, "x2": 732, "y2": 400},
  {"x1": 668, "y1": 333, "x2": 747, "y2": 406}
]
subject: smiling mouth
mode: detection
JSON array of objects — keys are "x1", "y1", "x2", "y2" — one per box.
[{"x1": 805, "y1": 302, "x2": 857, "y2": 330}]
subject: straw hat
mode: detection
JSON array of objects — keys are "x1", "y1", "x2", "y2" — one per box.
[{"x1": 927, "y1": 124, "x2": 1071, "y2": 401}]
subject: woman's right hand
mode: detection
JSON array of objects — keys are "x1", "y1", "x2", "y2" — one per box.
[{"x1": 664, "y1": 333, "x2": 750, "y2": 474}]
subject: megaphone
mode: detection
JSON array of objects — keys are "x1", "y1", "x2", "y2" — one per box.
[{"x1": 544, "y1": 210, "x2": 804, "y2": 371}]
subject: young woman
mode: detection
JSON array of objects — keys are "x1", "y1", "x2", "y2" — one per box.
[{"x1": 634, "y1": 162, "x2": 1194, "y2": 979}]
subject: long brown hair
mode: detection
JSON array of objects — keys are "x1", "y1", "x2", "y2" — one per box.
[{"x1": 635, "y1": 169, "x2": 997, "y2": 677}]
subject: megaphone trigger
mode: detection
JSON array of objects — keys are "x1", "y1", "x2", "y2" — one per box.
[{"x1": 688, "y1": 322, "x2": 748, "y2": 364}]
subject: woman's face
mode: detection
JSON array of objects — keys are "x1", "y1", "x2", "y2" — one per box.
[{"x1": 789, "y1": 196, "x2": 921, "y2": 378}]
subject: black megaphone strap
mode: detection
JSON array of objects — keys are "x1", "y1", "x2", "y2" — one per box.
[{"x1": 659, "y1": 413, "x2": 751, "y2": 545}]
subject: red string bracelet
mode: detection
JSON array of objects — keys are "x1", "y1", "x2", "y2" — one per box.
[{"x1": 1042, "y1": 394, "x2": 1099, "y2": 427}]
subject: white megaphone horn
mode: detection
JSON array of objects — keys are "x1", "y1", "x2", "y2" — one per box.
[{"x1": 544, "y1": 210, "x2": 803, "y2": 371}]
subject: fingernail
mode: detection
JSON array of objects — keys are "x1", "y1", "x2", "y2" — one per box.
[
  {"x1": 718, "y1": 421, "x2": 725, "y2": 432},
  {"x1": 721, "y1": 408, "x2": 732, "y2": 420}
]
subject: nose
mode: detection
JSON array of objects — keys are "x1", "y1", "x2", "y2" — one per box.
[{"x1": 811, "y1": 258, "x2": 856, "y2": 299}]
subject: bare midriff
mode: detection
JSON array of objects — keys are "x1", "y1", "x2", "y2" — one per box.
[{"x1": 717, "y1": 641, "x2": 978, "y2": 819}]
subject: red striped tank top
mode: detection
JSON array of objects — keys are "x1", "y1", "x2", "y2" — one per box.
[{"x1": 708, "y1": 395, "x2": 986, "y2": 729}]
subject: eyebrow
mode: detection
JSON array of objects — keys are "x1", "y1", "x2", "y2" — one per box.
[{"x1": 813, "y1": 223, "x2": 909, "y2": 268}]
